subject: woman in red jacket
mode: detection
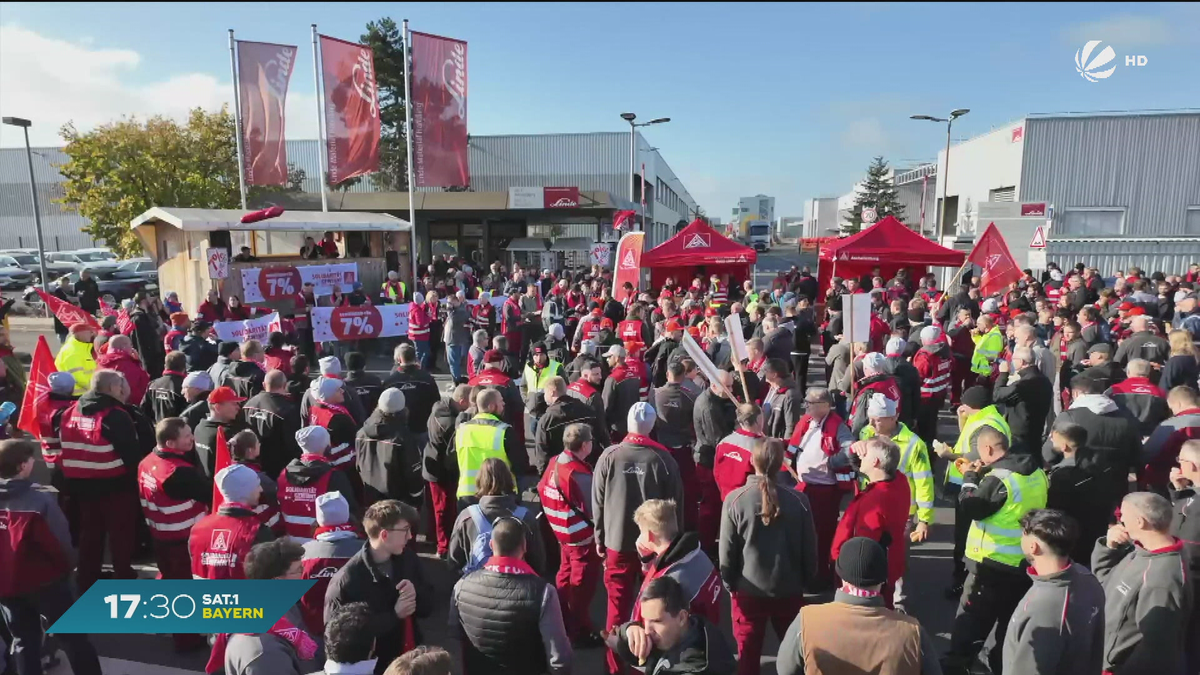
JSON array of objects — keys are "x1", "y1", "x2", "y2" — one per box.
[{"x1": 225, "y1": 295, "x2": 252, "y2": 321}]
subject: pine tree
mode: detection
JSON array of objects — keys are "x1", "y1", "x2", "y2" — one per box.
[{"x1": 842, "y1": 156, "x2": 907, "y2": 234}]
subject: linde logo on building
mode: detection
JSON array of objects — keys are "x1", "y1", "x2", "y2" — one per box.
[
  {"x1": 1074, "y1": 40, "x2": 1148, "y2": 82},
  {"x1": 684, "y1": 234, "x2": 711, "y2": 249}
]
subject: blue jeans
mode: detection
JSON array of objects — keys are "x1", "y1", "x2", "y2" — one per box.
[
  {"x1": 448, "y1": 344, "x2": 467, "y2": 382},
  {"x1": 414, "y1": 339, "x2": 431, "y2": 371}
]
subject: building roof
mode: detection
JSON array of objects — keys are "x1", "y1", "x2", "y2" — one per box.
[{"x1": 130, "y1": 207, "x2": 410, "y2": 232}]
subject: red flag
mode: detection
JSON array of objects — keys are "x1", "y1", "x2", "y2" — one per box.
[
  {"x1": 35, "y1": 289, "x2": 100, "y2": 331},
  {"x1": 613, "y1": 232, "x2": 645, "y2": 303},
  {"x1": 968, "y1": 222, "x2": 1022, "y2": 298},
  {"x1": 410, "y1": 31, "x2": 469, "y2": 188},
  {"x1": 98, "y1": 303, "x2": 117, "y2": 318},
  {"x1": 237, "y1": 40, "x2": 298, "y2": 186},
  {"x1": 210, "y1": 427, "x2": 233, "y2": 511},
  {"x1": 16, "y1": 336, "x2": 57, "y2": 438},
  {"x1": 612, "y1": 210, "x2": 636, "y2": 230},
  {"x1": 319, "y1": 34, "x2": 381, "y2": 185},
  {"x1": 240, "y1": 205, "x2": 285, "y2": 224}
]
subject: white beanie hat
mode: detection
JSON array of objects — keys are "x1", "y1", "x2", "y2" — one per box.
[
  {"x1": 216, "y1": 464, "x2": 259, "y2": 504},
  {"x1": 885, "y1": 337, "x2": 906, "y2": 357},
  {"x1": 377, "y1": 388, "x2": 406, "y2": 414},
  {"x1": 627, "y1": 402, "x2": 657, "y2": 435},
  {"x1": 296, "y1": 426, "x2": 331, "y2": 454},
  {"x1": 318, "y1": 356, "x2": 342, "y2": 376},
  {"x1": 981, "y1": 298, "x2": 999, "y2": 314},
  {"x1": 549, "y1": 323, "x2": 565, "y2": 340},
  {"x1": 867, "y1": 393, "x2": 898, "y2": 419},
  {"x1": 862, "y1": 352, "x2": 886, "y2": 376},
  {"x1": 315, "y1": 491, "x2": 350, "y2": 527},
  {"x1": 414, "y1": 291, "x2": 426, "y2": 304},
  {"x1": 920, "y1": 325, "x2": 942, "y2": 345},
  {"x1": 311, "y1": 376, "x2": 343, "y2": 402}
]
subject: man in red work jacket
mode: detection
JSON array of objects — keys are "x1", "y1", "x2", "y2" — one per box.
[
  {"x1": 617, "y1": 304, "x2": 655, "y2": 353},
  {"x1": 54, "y1": 369, "x2": 148, "y2": 592},
  {"x1": 501, "y1": 287, "x2": 524, "y2": 361},
  {"x1": 137, "y1": 417, "x2": 211, "y2": 651},
  {"x1": 832, "y1": 435, "x2": 912, "y2": 608},
  {"x1": 472, "y1": 291, "x2": 497, "y2": 338},
  {"x1": 407, "y1": 291, "x2": 433, "y2": 371},
  {"x1": 574, "y1": 304, "x2": 606, "y2": 353},
  {"x1": 188, "y1": 464, "x2": 275, "y2": 580},
  {"x1": 630, "y1": 499, "x2": 723, "y2": 627},
  {"x1": 538, "y1": 423, "x2": 602, "y2": 647},
  {"x1": 912, "y1": 325, "x2": 953, "y2": 447},
  {"x1": 278, "y1": 426, "x2": 360, "y2": 542}
]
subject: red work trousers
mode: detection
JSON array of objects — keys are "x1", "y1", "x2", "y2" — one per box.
[
  {"x1": 604, "y1": 548, "x2": 642, "y2": 675},
  {"x1": 667, "y1": 445, "x2": 698, "y2": 532},
  {"x1": 152, "y1": 538, "x2": 206, "y2": 651},
  {"x1": 730, "y1": 593, "x2": 804, "y2": 675},
  {"x1": 76, "y1": 489, "x2": 139, "y2": 593},
  {"x1": 427, "y1": 480, "x2": 457, "y2": 556},
  {"x1": 694, "y1": 464, "x2": 721, "y2": 559},
  {"x1": 797, "y1": 482, "x2": 843, "y2": 588},
  {"x1": 556, "y1": 543, "x2": 602, "y2": 641}
]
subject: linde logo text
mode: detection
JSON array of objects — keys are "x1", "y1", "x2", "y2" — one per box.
[{"x1": 1074, "y1": 40, "x2": 1148, "y2": 83}]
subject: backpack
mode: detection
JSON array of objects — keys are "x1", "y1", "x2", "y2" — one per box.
[{"x1": 463, "y1": 504, "x2": 528, "y2": 574}]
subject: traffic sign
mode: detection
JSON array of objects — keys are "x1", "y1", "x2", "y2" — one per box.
[
  {"x1": 1029, "y1": 226, "x2": 1047, "y2": 249},
  {"x1": 861, "y1": 207, "x2": 878, "y2": 224}
]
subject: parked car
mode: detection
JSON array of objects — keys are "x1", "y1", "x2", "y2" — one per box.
[
  {"x1": 24, "y1": 268, "x2": 157, "y2": 308},
  {"x1": 42, "y1": 252, "x2": 90, "y2": 278},
  {"x1": 69, "y1": 248, "x2": 122, "y2": 274},
  {"x1": 0, "y1": 250, "x2": 46, "y2": 283},
  {"x1": 118, "y1": 258, "x2": 158, "y2": 284},
  {"x1": 0, "y1": 255, "x2": 35, "y2": 291}
]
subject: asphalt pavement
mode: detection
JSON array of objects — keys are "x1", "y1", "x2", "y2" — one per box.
[{"x1": 4, "y1": 317, "x2": 978, "y2": 675}]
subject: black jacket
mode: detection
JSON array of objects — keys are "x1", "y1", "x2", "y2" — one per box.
[
  {"x1": 324, "y1": 543, "x2": 433, "y2": 674},
  {"x1": 142, "y1": 372, "x2": 185, "y2": 424},
  {"x1": 385, "y1": 365, "x2": 441, "y2": 436},
  {"x1": 1043, "y1": 396, "x2": 1142, "y2": 474},
  {"x1": 884, "y1": 357, "x2": 921, "y2": 429},
  {"x1": 242, "y1": 391, "x2": 301, "y2": 479},
  {"x1": 653, "y1": 382, "x2": 697, "y2": 449},
  {"x1": 790, "y1": 312, "x2": 817, "y2": 355},
  {"x1": 1049, "y1": 454, "x2": 1125, "y2": 567},
  {"x1": 993, "y1": 366, "x2": 1054, "y2": 454},
  {"x1": 1171, "y1": 485, "x2": 1200, "y2": 544},
  {"x1": 192, "y1": 417, "x2": 250, "y2": 480},
  {"x1": 221, "y1": 359, "x2": 266, "y2": 401},
  {"x1": 1077, "y1": 361, "x2": 1126, "y2": 393},
  {"x1": 611, "y1": 616, "x2": 735, "y2": 675},
  {"x1": 959, "y1": 451, "x2": 1045, "y2": 574},
  {"x1": 452, "y1": 564, "x2": 564, "y2": 675},
  {"x1": 534, "y1": 396, "x2": 604, "y2": 474},
  {"x1": 130, "y1": 308, "x2": 164, "y2": 377},
  {"x1": 423, "y1": 398, "x2": 460, "y2": 484},
  {"x1": 52, "y1": 392, "x2": 146, "y2": 496},
  {"x1": 356, "y1": 409, "x2": 423, "y2": 508},
  {"x1": 345, "y1": 371, "x2": 385, "y2": 418},
  {"x1": 1160, "y1": 355, "x2": 1200, "y2": 392},
  {"x1": 281, "y1": 457, "x2": 359, "y2": 517},
  {"x1": 645, "y1": 338, "x2": 683, "y2": 388},
  {"x1": 602, "y1": 372, "x2": 642, "y2": 438},
  {"x1": 155, "y1": 449, "x2": 213, "y2": 506},
  {"x1": 1113, "y1": 331, "x2": 1169, "y2": 366},
  {"x1": 179, "y1": 334, "x2": 218, "y2": 373},
  {"x1": 181, "y1": 398, "x2": 209, "y2": 431},
  {"x1": 762, "y1": 328, "x2": 792, "y2": 363},
  {"x1": 74, "y1": 278, "x2": 100, "y2": 312},
  {"x1": 693, "y1": 389, "x2": 736, "y2": 469}
]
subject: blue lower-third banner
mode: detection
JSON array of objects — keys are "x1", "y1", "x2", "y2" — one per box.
[{"x1": 48, "y1": 580, "x2": 314, "y2": 634}]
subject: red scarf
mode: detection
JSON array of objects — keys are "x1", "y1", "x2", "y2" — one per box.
[
  {"x1": 300, "y1": 452, "x2": 330, "y2": 464},
  {"x1": 483, "y1": 556, "x2": 538, "y2": 576},
  {"x1": 205, "y1": 612, "x2": 318, "y2": 673},
  {"x1": 839, "y1": 581, "x2": 881, "y2": 598},
  {"x1": 623, "y1": 433, "x2": 669, "y2": 452},
  {"x1": 314, "y1": 523, "x2": 358, "y2": 538},
  {"x1": 163, "y1": 370, "x2": 186, "y2": 377}
]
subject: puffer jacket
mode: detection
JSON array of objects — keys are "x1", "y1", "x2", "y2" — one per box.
[
  {"x1": 1043, "y1": 394, "x2": 1141, "y2": 474},
  {"x1": 355, "y1": 408, "x2": 423, "y2": 508},
  {"x1": 423, "y1": 398, "x2": 461, "y2": 485}
]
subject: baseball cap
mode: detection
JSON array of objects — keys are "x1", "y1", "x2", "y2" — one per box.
[
  {"x1": 664, "y1": 320, "x2": 683, "y2": 332},
  {"x1": 483, "y1": 349, "x2": 505, "y2": 364},
  {"x1": 604, "y1": 345, "x2": 626, "y2": 359},
  {"x1": 207, "y1": 386, "x2": 245, "y2": 405},
  {"x1": 531, "y1": 344, "x2": 547, "y2": 355},
  {"x1": 1088, "y1": 343, "x2": 1112, "y2": 356},
  {"x1": 217, "y1": 341, "x2": 240, "y2": 357},
  {"x1": 48, "y1": 371, "x2": 76, "y2": 395}
]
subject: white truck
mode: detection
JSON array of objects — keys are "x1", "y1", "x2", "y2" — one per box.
[{"x1": 747, "y1": 220, "x2": 771, "y2": 251}]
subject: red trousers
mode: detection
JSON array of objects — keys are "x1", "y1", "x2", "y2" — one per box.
[
  {"x1": 556, "y1": 543, "x2": 601, "y2": 640},
  {"x1": 797, "y1": 482, "x2": 843, "y2": 588},
  {"x1": 731, "y1": 593, "x2": 804, "y2": 675},
  {"x1": 152, "y1": 538, "x2": 206, "y2": 651},
  {"x1": 667, "y1": 446, "x2": 698, "y2": 531},
  {"x1": 694, "y1": 464, "x2": 721, "y2": 559},
  {"x1": 427, "y1": 481, "x2": 457, "y2": 556},
  {"x1": 76, "y1": 490, "x2": 139, "y2": 592},
  {"x1": 604, "y1": 548, "x2": 641, "y2": 675}
]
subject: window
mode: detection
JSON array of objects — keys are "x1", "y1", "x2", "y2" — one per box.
[
  {"x1": 1058, "y1": 208, "x2": 1125, "y2": 237},
  {"x1": 1186, "y1": 207, "x2": 1200, "y2": 236},
  {"x1": 252, "y1": 231, "x2": 308, "y2": 256},
  {"x1": 989, "y1": 186, "x2": 1016, "y2": 202}
]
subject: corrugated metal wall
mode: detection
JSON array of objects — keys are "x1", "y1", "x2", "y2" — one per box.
[
  {"x1": 1021, "y1": 113, "x2": 1200, "y2": 237},
  {"x1": 468, "y1": 132, "x2": 629, "y2": 195},
  {"x1": 1046, "y1": 239, "x2": 1200, "y2": 276},
  {"x1": 0, "y1": 147, "x2": 95, "y2": 250}
]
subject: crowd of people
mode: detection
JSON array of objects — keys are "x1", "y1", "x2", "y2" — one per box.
[{"x1": 1, "y1": 253, "x2": 1199, "y2": 675}]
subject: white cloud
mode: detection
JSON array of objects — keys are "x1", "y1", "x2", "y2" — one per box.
[
  {"x1": 0, "y1": 24, "x2": 318, "y2": 148},
  {"x1": 1062, "y1": 13, "x2": 1177, "y2": 47},
  {"x1": 841, "y1": 118, "x2": 887, "y2": 150}
]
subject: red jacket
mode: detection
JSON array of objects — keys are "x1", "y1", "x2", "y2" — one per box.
[
  {"x1": 264, "y1": 347, "x2": 294, "y2": 376},
  {"x1": 96, "y1": 350, "x2": 151, "y2": 409},
  {"x1": 831, "y1": 475, "x2": 911, "y2": 587}
]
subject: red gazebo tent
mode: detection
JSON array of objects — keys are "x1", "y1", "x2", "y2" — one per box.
[
  {"x1": 817, "y1": 216, "x2": 965, "y2": 299},
  {"x1": 640, "y1": 219, "x2": 758, "y2": 288}
]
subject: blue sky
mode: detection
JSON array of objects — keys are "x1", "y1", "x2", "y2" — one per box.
[{"x1": 2, "y1": 2, "x2": 1198, "y2": 219}]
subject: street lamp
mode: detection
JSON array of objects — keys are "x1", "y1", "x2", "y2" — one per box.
[
  {"x1": 619, "y1": 112, "x2": 671, "y2": 205},
  {"x1": 911, "y1": 108, "x2": 969, "y2": 238},
  {"x1": 2, "y1": 116, "x2": 50, "y2": 293}
]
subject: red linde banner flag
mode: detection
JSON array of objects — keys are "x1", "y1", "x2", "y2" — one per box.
[
  {"x1": 237, "y1": 40, "x2": 297, "y2": 186},
  {"x1": 16, "y1": 336, "x2": 56, "y2": 438},
  {"x1": 968, "y1": 222, "x2": 1023, "y2": 298},
  {"x1": 319, "y1": 34, "x2": 381, "y2": 184},
  {"x1": 36, "y1": 289, "x2": 100, "y2": 330},
  {"x1": 410, "y1": 31, "x2": 469, "y2": 188},
  {"x1": 613, "y1": 232, "x2": 645, "y2": 303}
]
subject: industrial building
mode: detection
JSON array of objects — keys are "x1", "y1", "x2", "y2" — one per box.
[
  {"x1": 735, "y1": 194, "x2": 775, "y2": 224},
  {"x1": 0, "y1": 146, "x2": 93, "y2": 250},
  {"x1": 802, "y1": 197, "x2": 840, "y2": 238}
]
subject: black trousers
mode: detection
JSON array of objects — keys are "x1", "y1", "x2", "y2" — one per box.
[
  {"x1": 0, "y1": 579, "x2": 102, "y2": 675},
  {"x1": 943, "y1": 564, "x2": 1031, "y2": 674},
  {"x1": 951, "y1": 497, "x2": 971, "y2": 584},
  {"x1": 914, "y1": 396, "x2": 943, "y2": 448},
  {"x1": 791, "y1": 352, "x2": 810, "y2": 392}
]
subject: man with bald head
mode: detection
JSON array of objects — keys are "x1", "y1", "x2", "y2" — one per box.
[
  {"x1": 1013, "y1": 324, "x2": 1056, "y2": 384},
  {"x1": 1113, "y1": 313, "x2": 1170, "y2": 369},
  {"x1": 243, "y1": 370, "x2": 302, "y2": 478},
  {"x1": 96, "y1": 333, "x2": 151, "y2": 409}
]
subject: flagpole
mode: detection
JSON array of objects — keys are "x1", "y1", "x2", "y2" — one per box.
[
  {"x1": 311, "y1": 24, "x2": 330, "y2": 213},
  {"x1": 228, "y1": 30, "x2": 248, "y2": 210},
  {"x1": 402, "y1": 19, "x2": 419, "y2": 286}
]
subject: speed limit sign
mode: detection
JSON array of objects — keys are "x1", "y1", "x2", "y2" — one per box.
[{"x1": 861, "y1": 207, "x2": 878, "y2": 224}]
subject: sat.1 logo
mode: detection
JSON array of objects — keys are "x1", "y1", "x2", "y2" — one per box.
[{"x1": 1074, "y1": 40, "x2": 1148, "y2": 83}]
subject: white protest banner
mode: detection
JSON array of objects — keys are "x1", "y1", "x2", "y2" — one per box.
[
  {"x1": 680, "y1": 333, "x2": 735, "y2": 400},
  {"x1": 724, "y1": 314, "x2": 749, "y2": 362},
  {"x1": 240, "y1": 262, "x2": 359, "y2": 302},
  {"x1": 311, "y1": 296, "x2": 506, "y2": 343},
  {"x1": 843, "y1": 293, "x2": 872, "y2": 344},
  {"x1": 590, "y1": 242, "x2": 612, "y2": 267},
  {"x1": 212, "y1": 312, "x2": 281, "y2": 343},
  {"x1": 206, "y1": 247, "x2": 229, "y2": 280}
]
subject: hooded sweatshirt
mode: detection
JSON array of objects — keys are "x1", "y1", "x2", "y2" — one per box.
[
  {"x1": 1042, "y1": 394, "x2": 1142, "y2": 475},
  {"x1": 1001, "y1": 563, "x2": 1105, "y2": 675},
  {"x1": 355, "y1": 408, "x2": 423, "y2": 508},
  {"x1": 279, "y1": 457, "x2": 359, "y2": 519}
]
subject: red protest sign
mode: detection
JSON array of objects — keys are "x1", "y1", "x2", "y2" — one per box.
[
  {"x1": 16, "y1": 336, "x2": 56, "y2": 438},
  {"x1": 257, "y1": 267, "x2": 303, "y2": 300},
  {"x1": 329, "y1": 306, "x2": 383, "y2": 340}
]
